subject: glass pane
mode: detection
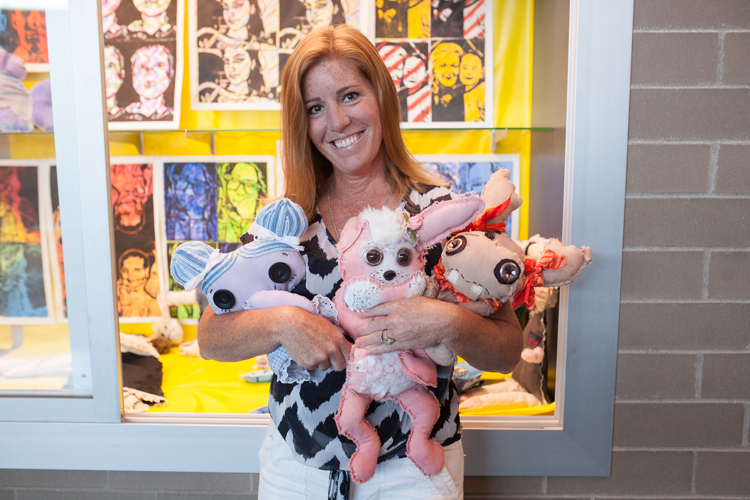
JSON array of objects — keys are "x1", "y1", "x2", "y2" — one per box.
[{"x1": 0, "y1": 8, "x2": 92, "y2": 395}]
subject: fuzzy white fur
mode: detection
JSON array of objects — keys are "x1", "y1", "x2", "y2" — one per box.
[{"x1": 358, "y1": 206, "x2": 414, "y2": 247}]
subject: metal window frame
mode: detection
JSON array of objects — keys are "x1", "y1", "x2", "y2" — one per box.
[{"x1": 0, "y1": 0, "x2": 632, "y2": 476}]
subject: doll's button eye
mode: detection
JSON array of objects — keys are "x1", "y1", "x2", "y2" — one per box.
[
  {"x1": 485, "y1": 231, "x2": 496, "y2": 240},
  {"x1": 213, "y1": 289, "x2": 236, "y2": 310},
  {"x1": 445, "y1": 235, "x2": 467, "y2": 255},
  {"x1": 365, "y1": 248, "x2": 383, "y2": 266},
  {"x1": 396, "y1": 248, "x2": 413, "y2": 267},
  {"x1": 494, "y1": 259, "x2": 520, "y2": 285},
  {"x1": 269, "y1": 262, "x2": 292, "y2": 283}
]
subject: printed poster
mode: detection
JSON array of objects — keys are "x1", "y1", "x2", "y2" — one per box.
[
  {"x1": 102, "y1": 0, "x2": 184, "y2": 130},
  {"x1": 157, "y1": 156, "x2": 273, "y2": 320},
  {"x1": 376, "y1": 0, "x2": 492, "y2": 128},
  {"x1": 0, "y1": 9, "x2": 48, "y2": 72},
  {"x1": 47, "y1": 166, "x2": 67, "y2": 322},
  {"x1": 189, "y1": 0, "x2": 367, "y2": 110},
  {"x1": 418, "y1": 154, "x2": 520, "y2": 239},
  {"x1": 0, "y1": 163, "x2": 54, "y2": 324}
]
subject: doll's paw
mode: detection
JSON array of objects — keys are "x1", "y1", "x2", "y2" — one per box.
[
  {"x1": 407, "y1": 272, "x2": 428, "y2": 298},
  {"x1": 343, "y1": 277, "x2": 385, "y2": 312}
]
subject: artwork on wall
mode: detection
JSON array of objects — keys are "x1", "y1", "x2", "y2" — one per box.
[
  {"x1": 155, "y1": 155, "x2": 274, "y2": 322},
  {"x1": 0, "y1": 162, "x2": 54, "y2": 324},
  {"x1": 189, "y1": 0, "x2": 368, "y2": 110},
  {"x1": 47, "y1": 166, "x2": 67, "y2": 322},
  {"x1": 0, "y1": 9, "x2": 48, "y2": 72},
  {"x1": 418, "y1": 154, "x2": 520, "y2": 238},
  {"x1": 102, "y1": 0, "x2": 184, "y2": 130},
  {"x1": 376, "y1": 0, "x2": 492, "y2": 128}
]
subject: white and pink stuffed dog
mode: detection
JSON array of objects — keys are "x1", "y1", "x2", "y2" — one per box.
[{"x1": 333, "y1": 195, "x2": 485, "y2": 483}]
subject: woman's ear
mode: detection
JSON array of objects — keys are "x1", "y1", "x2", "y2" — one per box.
[{"x1": 414, "y1": 195, "x2": 485, "y2": 251}]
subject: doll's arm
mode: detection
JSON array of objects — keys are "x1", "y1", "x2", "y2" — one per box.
[{"x1": 244, "y1": 290, "x2": 316, "y2": 314}]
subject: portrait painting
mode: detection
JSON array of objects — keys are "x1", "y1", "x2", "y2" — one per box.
[
  {"x1": 217, "y1": 161, "x2": 268, "y2": 242},
  {"x1": 375, "y1": 0, "x2": 491, "y2": 127},
  {"x1": 164, "y1": 162, "x2": 218, "y2": 241},
  {"x1": 419, "y1": 154, "x2": 520, "y2": 238},
  {"x1": 48, "y1": 166, "x2": 67, "y2": 321},
  {"x1": 111, "y1": 162, "x2": 161, "y2": 320},
  {"x1": 0, "y1": 9, "x2": 48, "y2": 71},
  {"x1": 190, "y1": 0, "x2": 366, "y2": 110},
  {"x1": 103, "y1": 0, "x2": 184, "y2": 130},
  {"x1": 0, "y1": 164, "x2": 54, "y2": 324},
  {"x1": 166, "y1": 241, "x2": 206, "y2": 320}
]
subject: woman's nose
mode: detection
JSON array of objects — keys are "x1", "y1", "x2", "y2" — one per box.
[{"x1": 328, "y1": 103, "x2": 351, "y2": 131}]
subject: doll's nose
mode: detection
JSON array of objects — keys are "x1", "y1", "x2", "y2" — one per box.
[{"x1": 383, "y1": 270, "x2": 396, "y2": 281}]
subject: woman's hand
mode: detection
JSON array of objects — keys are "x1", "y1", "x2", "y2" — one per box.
[{"x1": 353, "y1": 296, "x2": 523, "y2": 373}]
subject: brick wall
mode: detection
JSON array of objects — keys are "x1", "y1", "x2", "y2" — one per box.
[{"x1": 2, "y1": 1, "x2": 749, "y2": 499}]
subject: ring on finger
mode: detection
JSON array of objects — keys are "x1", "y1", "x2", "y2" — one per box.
[{"x1": 380, "y1": 329, "x2": 395, "y2": 346}]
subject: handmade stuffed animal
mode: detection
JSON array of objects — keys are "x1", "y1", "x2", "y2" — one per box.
[
  {"x1": 170, "y1": 197, "x2": 336, "y2": 382},
  {"x1": 430, "y1": 169, "x2": 592, "y2": 316},
  {"x1": 333, "y1": 195, "x2": 486, "y2": 483}
]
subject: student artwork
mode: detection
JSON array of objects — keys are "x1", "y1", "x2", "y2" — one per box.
[
  {"x1": 189, "y1": 0, "x2": 367, "y2": 109},
  {"x1": 0, "y1": 163, "x2": 54, "y2": 324},
  {"x1": 47, "y1": 166, "x2": 67, "y2": 321},
  {"x1": 155, "y1": 156, "x2": 274, "y2": 322},
  {"x1": 419, "y1": 154, "x2": 520, "y2": 238},
  {"x1": 102, "y1": 0, "x2": 184, "y2": 130},
  {"x1": 375, "y1": 0, "x2": 491, "y2": 127},
  {"x1": 111, "y1": 162, "x2": 162, "y2": 320},
  {"x1": 0, "y1": 9, "x2": 48, "y2": 72}
]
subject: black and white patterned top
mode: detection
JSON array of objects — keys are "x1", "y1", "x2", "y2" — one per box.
[{"x1": 268, "y1": 185, "x2": 462, "y2": 471}]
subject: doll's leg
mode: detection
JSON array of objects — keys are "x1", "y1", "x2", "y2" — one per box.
[
  {"x1": 335, "y1": 388, "x2": 380, "y2": 484},
  {"x1": 395, "y1": 386, "x2": 445, "y2": 477}
]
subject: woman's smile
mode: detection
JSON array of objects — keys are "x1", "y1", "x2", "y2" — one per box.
[{"x1": 333, "y1": 131, "x2": 364, "y2": 149}]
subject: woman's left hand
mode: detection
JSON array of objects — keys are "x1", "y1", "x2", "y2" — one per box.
[{"x1": 353, "y1": 295, "x2": 458, "y2": 355}]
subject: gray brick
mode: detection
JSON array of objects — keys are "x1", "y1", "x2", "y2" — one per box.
[
  {"x1": 613, "y1": 402, "x2": 745, "y2": 447},
  {"x1": 634, "y1": 0, "x2": 750, "y2": 28},
  {"x1": 546, "y1": 451, "x2": 693, "y2": 494},
  {"x1": 108, "y1": 472, "x2": 250, "y2": 492},
  {"x1": 0, "y1": 470, "x2": 107, "y2": 488},
  {"x1": 631, "y1": 33, "x2": 718, "y2": 84},
  {"x1": 708, "y1": 251, "x2": 750, "y2": 298},
  {"x1": 17, "y1": 491, "x2": 154, "y2": 500},
  {"x1": 0, "y1": 491, "x2": 14, "y2": 500},
  {"x1": 618, "y1": 303, "x2": 750, "y2": 350},
  {"x1": 702, "y1": 353, "x2": 750, "y2": 399},
  {"x1": 623, "y1": 199, "x2": 750, "y2": 247},
  {"x1": 696, "y1": 451, "x2": 750, "y2": 495},
  {"x1": 158, "y1": 494, "x2": 256, "y2": 500},
  {"x1": 615, "y1": 353, "x2": 697, "y2": 399},
  {"x1": 629, "y1": 89, "x2": 750, "y2": 139},
  {"x1": 724, "y1": 33, "x2": 750, "y2": 84},
  {"x1": 716, "y1": 144, "x2": 750, "y2": 194},
  {"x1": 621, "y1": 251, "x2": 704, "y2": 299},
  {"x1": 626, "y1": 144, "x2": 710, "y2": 194},
  {"x1": 464, "y1": 476, "x2": 543, "y2": 495}
]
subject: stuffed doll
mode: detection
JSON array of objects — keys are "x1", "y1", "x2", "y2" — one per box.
[
  {"x1": 170, "y1": 197, "x2": 337, "y2": 383},
  {"x1": 430, "y1": 169, "x2": 593, "y2": 316},
  {"x1": 333, "y1": 195, "x2": 486, "y2": 483}
]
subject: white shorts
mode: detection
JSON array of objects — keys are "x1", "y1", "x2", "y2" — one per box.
[{"x1": 258, "y1": 423, "x2": 464, "y2": 500}]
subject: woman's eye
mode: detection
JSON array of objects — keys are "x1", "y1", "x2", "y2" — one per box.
[
  {"x1": 396, "y1": 248, "x2": 412, "y2": 267},
  {"x1": 445, "y1": 235, "x2": 466, "y2": 255},
  {"x1": 308, "y1": 104, "x2": 322, "y2": 115},
  {"x1": 365, "y1": 248, "x2": 383, "y2": 266},
  {"x1": 343, "y1": 92, "x2": 358, "y2": 102}
]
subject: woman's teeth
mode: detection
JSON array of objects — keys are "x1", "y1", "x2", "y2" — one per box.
[{"x1": 334, "y1": 132, "x2": 363, "y2": 149}]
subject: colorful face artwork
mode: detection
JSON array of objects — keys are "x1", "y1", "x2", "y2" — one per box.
[
  {"x1": 0, "y1": 166, "x2": 52, "y2": 322},
  {"x1": 0, "y1": 10, "x2": 48, "y2": 69},
  {"x1": 103, "y1": 0, "x2": 183, "y2": 129},
  {"x1": 164, "y1": 160, "x2": 267, "y2": 319},
  {"x1": 375, "y1": 0, "x2": 491, "y2": 126},
  {"x1": 111, "y1": 163, "x2": 162, "y2": 319},
  {"x1": 421, "y1": 156, "x2": 520, "y2": 238},
  {"x1": 190, "y1": 0, "x2": 364, "y2": 109}
]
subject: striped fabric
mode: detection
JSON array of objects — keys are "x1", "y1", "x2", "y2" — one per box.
[
  {"x1": 170, "y1": 241, "x2": 215, "y2": 287},
  {"x1": 464, "y1": 0, "x2": 486, "y2": 39},
  {"x1": 201, "y1": 252, "x2": 238, "y2": 292},
  {"x1": 242, "y1": 198, "x2": 308, "y2": 258}
]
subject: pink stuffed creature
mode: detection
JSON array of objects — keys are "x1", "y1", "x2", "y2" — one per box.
[{"x1": 332, "y1": 195, "x2": 486, "y2": 483}]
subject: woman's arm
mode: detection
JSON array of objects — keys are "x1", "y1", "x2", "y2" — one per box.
[
  {"x1": 352, "y1": 296, "x2": 523, "y2": 374},
  {"x1": 197, "y1": 305, "x2": 352, "y2": 372}
]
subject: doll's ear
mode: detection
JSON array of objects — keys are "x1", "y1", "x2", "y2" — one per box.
[
  {"x1": 170, "y1": 241, "x2": 215, "y2": 288},
  {"x1": 337, "y1": 216, "x2": 364, "y2": 255},
  {"x1": 538, "y1": 239, "x2": 593, "y2": 287},
  {"x1": 414, "y1": 196, "x2": 485, "y2": 250},
  {"x1": 480, "y1": 169, "x2": 523, "y2": 225}
]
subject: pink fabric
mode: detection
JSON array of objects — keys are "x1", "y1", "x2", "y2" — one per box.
[{"x1": 245, "y1": 290, "x2": 317, "y2": 313}]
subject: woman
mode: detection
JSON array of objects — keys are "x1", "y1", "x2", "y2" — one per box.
[{"x1": 197, "y1": 25, "x2": 522, "y2": 499}]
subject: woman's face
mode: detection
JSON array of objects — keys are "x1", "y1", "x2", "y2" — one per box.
[
  {"x1": 303, "y1": 58, "x2": 385, "y2": 180},
  {"x1": 459, "y1": 53, "x2": 482, "y2": 87},
  {"x1": 402, "y1": 56, "x2": 427, "y2": 89},
  {"x1": 223, "y1": 0, "x2": 251, "y2": 31},
  {"x1": 223, "y1": 47, "x2": 253, "y2": 85}
]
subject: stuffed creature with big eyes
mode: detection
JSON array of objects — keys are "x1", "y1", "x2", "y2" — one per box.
[
  {"x1": 428, "y1": 168, "x2": 593, "y2": 318},
  {"x1": 332, "y1": 195, "x2": 486, "y2": 483},
  {"x1": 170, "y1": 197, "x2": 338, "y2": 383}
]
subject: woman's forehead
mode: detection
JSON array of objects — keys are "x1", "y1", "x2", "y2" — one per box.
[{"x1": 303, "y1": 58, "x2": 371, "y2": 98}]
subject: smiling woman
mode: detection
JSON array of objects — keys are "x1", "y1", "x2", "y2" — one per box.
[{"x1": 197, "y1": 24, "x2": 523, "y2": 500}]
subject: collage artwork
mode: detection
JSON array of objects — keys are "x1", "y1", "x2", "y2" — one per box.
[
  {"x1": 190, "y1": 0, "x2": 365, "y2": 109},
  {"x1": 0, "y1": 9, "x2": 48, "y2": 71},
  {"x1": 103, "y1": 0, "x2": 184, "y2": 129}
]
